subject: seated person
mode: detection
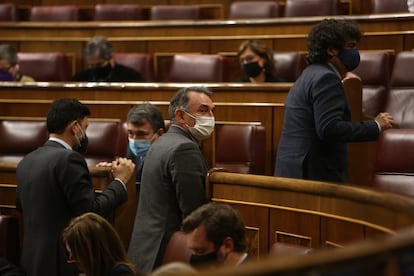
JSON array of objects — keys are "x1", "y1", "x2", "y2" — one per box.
[
  {"x1": 63, "y1": 212, "x2": 139, "y2": 276},
  {"x1": 0, "y1": 44, "x2": 35, "y2": 82},
  {"x1": 182, "y1": 202, "x2": 249, "y2": 269},
  {"x1": 235, "y1": 39, "x2": 284, "y2": 83},
  {"x1": 72, "y1": 36, "x2": 143, "y2": 82}
]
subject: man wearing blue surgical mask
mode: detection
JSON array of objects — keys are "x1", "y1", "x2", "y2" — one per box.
[
  {"x1": 97, "y1": 103, "x2": 165, "y2": 199},
  {"x1": 275, "y1": 19, "x2": 395, "y2": 184}
]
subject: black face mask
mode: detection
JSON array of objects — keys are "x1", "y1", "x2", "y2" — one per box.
[
  {"x1": 74, "y1": 125, "x2": 88, "y2": 154},
  {"x1": 93, "y1": 63, "x2": 112, "y2": 81},
  {"x1": 189, "y1": 251, "x2": 218, "y2": 267},
  {"x1": 243, "y1": 61, "x2": 263, "y2": 78}
]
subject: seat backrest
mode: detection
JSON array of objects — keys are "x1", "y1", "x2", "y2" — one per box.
[
  {"x1": 169, "y1": 54, "x2": 229, "y2": 82},
  {"x1": 29, "y1": 5, "x2": 79, "y2": 21},
  {"x1": 273, "y1": 51, "x2": 307, "y2": 82},
  {"x1": 84, "y1": 120, "x2": 121, "y2": 167},
  {"x1": 215, "y1": 124, "x2": 266, "y2": 175},
  {"x1": 352, "y1": 50, "x2": 395, "y2": 117},
  {"x1": 94, "y1": 4, "x2": 143, "y2": 21},
  {"x1": 162, "y1": 231, "x2": 191, "y2": 265},
  {"x1": 228, "y1": 1, "x2": 280, "y2": 19},
  {"x1": 384, "y1": 51, "x2": 414, "y2": 128},
  {"x1": 18, "y1": 52, "x2": 72, "y2": 82},
  {"x1": 372, "y1": 129, "x2": 414, "y2": 197},
  {"x1": 0, "y1": 3, "x2": 16, "y2": 21},
  {"x1": 150, "y1": 5, "x2": 200, "y2": 20},
  {"x1": 113, "y1": 53, "x2": 155, "y2": 82},
  {"x1": 0, "y1": 118, "x2": 48, "y2": 163},
  {"x1": 284, "y1": 0, "x2": 337, "y2": 17},
  {"x1": 0, "y1": 215, "x2": 20, "y2": 265},
  {"x1": 372, "y1": 0, "x2": 408, "y2": 13}
]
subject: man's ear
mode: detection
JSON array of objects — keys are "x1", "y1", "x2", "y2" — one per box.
[
  {"x1": 327, "y1": 47, "x2": 338, "y2": 58},
  {"x1": 221, "y1": 237, "x2": 235, "y2": 255},
  {"x1": 175, "y1": 109, "x2": 185, "y2": 123}
]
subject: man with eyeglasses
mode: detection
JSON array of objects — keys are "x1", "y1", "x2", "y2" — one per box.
[
  {"x1": 72, "y1": 36, "x2": 143, "y2": 82},
  {"x1": 128, "y1": 86, "x2": 215, "y2": 273},
  {"x1": 0, "y1": 44, "x2": 34, "y2": 82}
]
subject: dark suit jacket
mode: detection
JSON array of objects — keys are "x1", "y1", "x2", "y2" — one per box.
[
  {"x1": 275, "y1": 63, "x2": 379, "y2": 183},
  {"x1": 16, "y1": 140, "x2": 128, "y2": 276},
  {"x1": 128, "y1": 125, "x2": 208, "y2": 273},
  {"x1": 72, "y1": 63, "x2": 143, "y2": 82}
]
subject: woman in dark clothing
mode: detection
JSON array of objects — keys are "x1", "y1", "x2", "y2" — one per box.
[
  {"x1": 235, "y1": 39, "x2": 284, "y2": 83},
  {"x1": 63, "y1": 212, "x2": 138, "y2": 276}
]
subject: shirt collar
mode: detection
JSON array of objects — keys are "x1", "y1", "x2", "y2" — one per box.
[{"x1": 49, "y1": 137, "x2": 72, "y2": 150}]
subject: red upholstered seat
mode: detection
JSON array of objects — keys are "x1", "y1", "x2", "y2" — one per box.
[
  {"x1": 372, "y1": 0, "x2": 408, "y2": 14},
  {"x1": 0, "y1": 118, "x2": 48, "y2": 163},
  {"x1": 18, "y1": 52, "x2": 72, "y2": 82},
  {"x1": 94, "y1": 4, "x2": 143, "y2": 21},
  {"x1": 0, "y1": 3, "x2": 16, "y2": 21},
  {"x1": 113, "y1": 53, "x2": 155, "y2": 82},
  {"x1": 162, "y1": 231, "x2": 191, "y2": 265},
  {"x1": 169, "y1": 54, "x2": 229, "y2": 82},
  {"x1": 228, "y1": 1, "x2": 280, "y2": 19},
  {"x1": 273, "y1": 51, "x2": 307, "y2": 82},
  {"x1": 84, "y1": 120, "x2": 122, "y2": 167},
  {"x1": 0, "y1": 215, "x2": 20, "y2": 265},
  {"x1": 352, "y1": 50, "x2": 395, "y2": 118},
  {"x1": 372, "y1": 129, "x2": 414, "y2": 197},
  {"x1": 29, "y1": 5, "x2": 79, "y2": 21},
  {"x1": 284, "y1": 0, "x2": 337, "y2": 17},
  {"x1": 215, "y1": 124, "x2": 266, "y2": 175},
  {"x1": 150, "y1": 5, "x2": 200, "y2": 20},
  {"x1": 384, "y1": 51, "x2": 414, "y2": 128}
]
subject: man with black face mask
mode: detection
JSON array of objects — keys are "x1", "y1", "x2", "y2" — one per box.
[
  {"x1": 182, "y1": 202, "x2": 248, "y2": 269},
  {"x1": 72, "y1": 36, "x2": 143, "y2": 82},
  {"x1": 275, "y1": 19, "x2": 395, "y2": 184},
  {"x1": 16, "y1": 98, "x2": 135, "y2": 276}
]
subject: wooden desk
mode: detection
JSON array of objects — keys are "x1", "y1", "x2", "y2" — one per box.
[
  {"x1": 1, "y1": 14, "x2": 414, "y2": 74},
  {"x1": 0, "y1": 80, "x2": 374, "y2": 185}
]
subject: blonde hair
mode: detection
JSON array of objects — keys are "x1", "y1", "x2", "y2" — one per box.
[{"x1": 62, "y1": 212, "x2": 135, "y2": 276}]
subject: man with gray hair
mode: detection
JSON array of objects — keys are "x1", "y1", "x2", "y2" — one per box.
[
  {"x1": 72, "y1": 36, "x2": 143, "y2": 82},
  {"x1": 0, "y1": 44, "x2": 34, "y2": 82},
  {"x1": 128, "y1": 86, "x2": 215, "y2": 273}
]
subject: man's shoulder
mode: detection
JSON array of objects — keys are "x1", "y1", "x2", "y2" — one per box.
[
  {"x1": 72, "y1": 68, "x2": 94, "y2": 81},
  {"x1": 113, "y1": 63, "x2": 143, "y2": 81}
]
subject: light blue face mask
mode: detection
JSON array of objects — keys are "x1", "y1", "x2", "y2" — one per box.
[{"x1": 129, "y1": 139, "x2": 151, "y2": 157}]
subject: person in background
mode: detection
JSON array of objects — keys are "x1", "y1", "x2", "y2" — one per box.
[
  {"x1": 16, "y1": 98, "x2": 135, "y2": 276},
  {"x1": 128, "y1": 87, "x2": 215, "y2": 273},
  {"x1": 275, "y1": 19, "x2": 395, "y2": 184},
  {"x1": 97, "y1": 103, "x2": 166, "y2": 199},
  {"x1": 235, "y1": 39, "x2": 284, "y2": 83},
  {"x1": 72, "y1": 36, "x2": 143, "y2": 82},
  {"x1": 0, "y1": 44, "x2": 34, "y2": 82},
  {"x1": 63, "y1": 212, "x2": 138, "y2": 276},
  {"x1": 182, "y1": 202, "x2": 248, "y2": 269}
]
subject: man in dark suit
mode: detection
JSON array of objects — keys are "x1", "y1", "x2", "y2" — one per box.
[
  {"x1": 16, "y1": 98, "x2": 135, "y2": 276},
  {"x1": 128, "y1": 87, "x2": 215, "y2": 273},
  {"x1": 182, "y1": 202, "x2": 249, "y2": 269},
  {"x1": 72, "y1": 36, "x2": 143, "y2": 82},
  {"x1": 275, "y1": 19, "x2": 395, "y2": 183}
]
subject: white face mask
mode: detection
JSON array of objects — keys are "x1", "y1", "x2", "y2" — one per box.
[{"x1": 184, "y1": 111, "x2": 215, "y2": 141}]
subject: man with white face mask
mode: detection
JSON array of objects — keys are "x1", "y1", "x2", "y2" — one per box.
[{"x1": 128, "y1": 87, "x2": 215, "y2": 273}]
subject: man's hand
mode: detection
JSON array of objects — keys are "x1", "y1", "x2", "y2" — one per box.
[
  {"x1": 111, "y1": 158, "x2": 135, "y2": 184},
  {"x1": 375, "y1": 112, "x2": 396, "y2": 131}
]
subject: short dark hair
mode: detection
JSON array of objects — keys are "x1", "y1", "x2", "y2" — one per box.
[
  {"x1": 84, "y1": 36, "x2": 113, "y2": 60},
  {"x1": 168, "y1": 86, "x2": 213, "y2": 121},
  {"x1": 126, "y1": 103, "x2": 166, "y2": 132},
  {"x1": 182, "y1": 202, "x2": 247, "y2": 252},
  {"x1": 237, "y1": 39, "x2": 275, "y2": 74},
  {"x1": 47, "y1": 98, "x2": 91, "y2": 134},
  {"x1": 307, "y1": 19, "x2": 362, "y2": 64}
]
